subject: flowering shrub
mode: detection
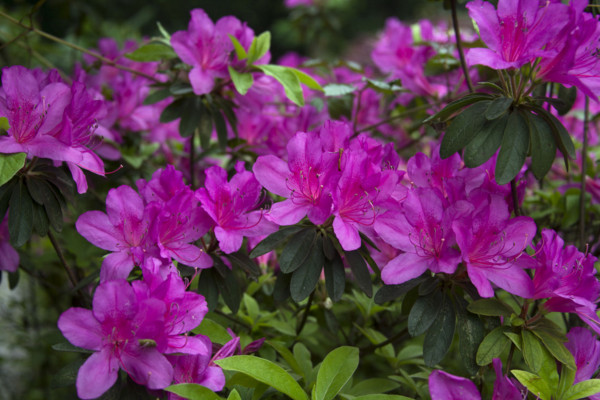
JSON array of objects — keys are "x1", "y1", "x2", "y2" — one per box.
[{"x1": 3, "y1": 0, "x2": 600, "y2": 399}]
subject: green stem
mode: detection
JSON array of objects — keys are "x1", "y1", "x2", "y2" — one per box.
[
  {"x1": 48, "y1": 230, "x2": 78, "y2": 288},
  {"x1": 0, "y1": 10, "x2": 160, "y2": 83},
  {"x1": 450, "y1": 0, "x2": 474, "y2": 93},
  {"x1": 511, "y1": 179, "x2": 521, "y2": 216},
  {"x1": 296, "y1": 290, "x2": 315, "y2": 336},
  {"x1": 190, "y1": 128, "x2": 197, "y2": 190},
  {"x1": 579, "y1": 96, "x2": 590, "y2": 250}
]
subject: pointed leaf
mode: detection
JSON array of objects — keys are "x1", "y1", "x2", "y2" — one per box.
[
  {"x1": 290, "y1": 68, "x2": 323, "y2": 91},
  {"x1": 345, "y1": 250, "x2": 372, "y2": 297},
  {"x1": 485, "y1": 97, "x2": 512, "y2": 120},
  {"x1": 0, "y1": 153, "x2": 25, "y2": 186},
  {"x1": 522, "y1": 330, "x2": 544, "y2": 373},
  {"x1": 463, "y1": 113, "x2": 508, "y2": 168},
  {"x1": 495, "y1": 110, "x2": 530, "y2": 184},
  {"x1": 440, "y1": 100, "x2": 490, "y2": 159},
  {"x1": 228, "y1": 66, "x2": 254, "y2": 95},
  {"x1": 374, "y1": 275, "x2": 428, "y2": 304},
  {"x1": 563, "y1": 379, "x2": 600, "y2": 400},
  {"x1": 424, "y1": 93, "x2": 493, "y2": 123},
  {"x1": 125, "y1": 43, "x2": 176, "y2": 61},
  {"x1": 528, "y1": 113, "x2": 557, "y2": 180},
  {"x1": 9, "y1": 179, "x2": 33, "y2": 247},
  {"x1": 165, "y1": 383, "x2": 223, "y2": 400},
  {"x1": 467, "y1": 298, "x2": 515, "y2": 317},
  {"x1": 511, "y1": 370, "x2": 552, "y2": 400},
  {"x1": 250, "y1": 226, "x2": 305, "y2": 258},
  {"x1": 476, "y1": 326, "x2": 510, "y2": 366},
  {"x1": 408, "y1": 290, "x2": 443, "y2": 337},
  {"x1": 247, "y1": 31, "x2": 270, "y2": 64},
  {"x1": 290, "y1": 235, "x2": 323, "y2": 302},
  {"x1": 532, "y1": 329, "x2": 576, "y2": 370},
  {"x1": 279, "y1": 228, "x2": 316, "y2": 273},
  {"x1": 456, "y1": 298, "x2": 485, "y2": 375},
  {"x1": 215, "y1": 356, "x2": 308, "y2": 400},
  {"x1": 423, "y1": 293, "x2": 456, "y2": 367},
  {"x1": 255, "y1": 65, "x2": 304, "y2": 106},
  {"x1": 323, "y1": 252, "x2": 345, "y2": 302},
  {"x1": 323, "y1": 84, "x2": 357, "y2": 97},
  {"x1": 314, "y1": 346, "x2": 359, "y2": 400},
  {"x1": 229, "y1": 35, "x2": 248, "y2": 60}
]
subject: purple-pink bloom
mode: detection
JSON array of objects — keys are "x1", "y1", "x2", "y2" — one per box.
[
  {"x1": 253, "y1": 131, "x2": 339, "y2": 225},
  {"x1": 58, "y1": 280, "x2": 173, "y2": 399},
  {"x1": 452, "y1": 191, "x2": 536, "y2": 298},
  {"x1": 0, "y1": 215, "x2": 18, "y2": 272},
  {"x1": 375, "y1": 187, "x2": 461, "y2": 284},
  {"x1": 196, "y1": 163, "x2": 277, "y2": 254},
  {"x1": 466, "y1": 0, "x2": 569, "y2": 70},
  {"x1": 532, "y1": 229, "x2": 600, "y2": 333},
  {"x1": 428, "y1": 370, "x2": 480, "y2": 400},
  {"x1": 566, "y1": 327, "x2": 600, "y2": 384}
]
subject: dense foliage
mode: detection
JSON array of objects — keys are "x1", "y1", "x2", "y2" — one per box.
[{"x1": 2, "y1": 0, "x2": 600, "y2": 399}]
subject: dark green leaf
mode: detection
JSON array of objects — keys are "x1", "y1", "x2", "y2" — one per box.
[
  {"x1": 255, "y1": 65, "x2": 304, "y2": 106},
  {"x1": 323, "y1": 252, "x2": 345, "y2": 302},
  {"x1": 0, "y1": 179, "x2": 16, "y2": 220},
  {"x1": 417, "y1": 276, "x2": 439, "y2": 296},
  {"x1": 323, "y1": 83, "x2": 357, "y2": 97},
  {"x1": 495, "y1": 110, "x2": 530, "y2": 184},
  {"x1": 528, "y1": 113, "x2": 557, "y2": 180},
  {"x1": 456, "y1": 298, "x2": 485, "y2": 375},
  {"x1": 327, "y1": 95, "x2": 354, "y2": 120},
  {"x1": 279, "y1": 228, "x2": 316, "y2": 273},
  {"x1": 170, "y1": 82, "x2": 194, "y2": 95},
  {"x1": 198, "y1": 104, "x2": 213, "y2": 149},
  {"x1": 52, "y1": 342, "x2": 93, "y2": 353},
  {"x1": 345, "y1": 250, "x2": 372, "y2": 297},
  {"x1": 314, "y1": 346, "x2": 359, "y2": 400},
  {"x1": 476, "y1": 326, "x2": 510, "y2": 366},
  {"x1": 423, "y1": 293, "x2": 456, "y2": 367},
  {"x1": 228, "y1": 66, "x2": 254, "y2": 95},
  {"x1": 290, "y1": 235, "x2": 324, "y2": 302},
  {"x1": 26, "y1": 178, "x2": 63, "y2": 232},
  {"x1": 467, "y1": 298, "x2": 515, "y2": 317},
  {"x1": 347, "y1": 379, "x2": 401, "y2": 396},
  {"x1": 273, "y1": 271, "x2": 291, "y2": 303},
  {"x1": 424, "y1": 53, "x2": 459, "y2": 76},
  {"x1": 556, "y1": 85, "x2": 577, "y2": 116},
  {"x1": 424, "y1": 93, "x2": 493, "y2": 123},
  {"x1": 225, "y1": 251, "x2": 261, "y2": 278},
  {"x1": 249, "y1": 226, "x2": 305, "y2": 258},
  {"x1": 408, "y1": 290, "x2": 443, "y2": 337},
  {"x1": 197, "y1": 269, "x2": 219, "y2": 311},
  {"x1": 322, "y1": 235, "x2": 336, "y2": 260},
  {"x1": 179, "y1": 97, "x2": 204, "y2": 137},
  {"x1": 211, "y1": 108, "x2": 228, "y2": 150},
  {"x1": 143, "y1": 88, "x2": 171, "y2": 105},
  {"x1": 374, "y1": 275, "x2": 428, "y2": 304},
  {"x1": 9, "y1": 179, "x2": 33, "y2": 247},
  {"x1": 0, "y1": 153, "x2": 25, "y2": 186},
  {"x1": 534, "y1": 106, "x2": 575, "y2": 159},
  {"x1": 522, "y1": 330, "x2": 544, "y2": 373},
  {"x1": 215, "y1": 356, "x2": 308, "y2": 400},
  {"x1": 485, "y1": 97, "x2": 512, "y2": 120},
  {"x1": 463, "y1": 112, "x2": 508, "y2": 168},
  {"x1": 8, "y1": 268, "x2": 19, "y2": 290},
  {"x1": 125, "y1": 43, "x2": 176, "y2": 61},
  {"x1": 51, "y1": 359, "x2": 85, "y2": 388},
  {"x1": 439, "y1": 100, "x2": 491, "y2": 159},
  {"x1": 216, "y1": 263, "x2": 242, "y2": 313},
  {"x1": 477, "y1": 81, "x2": 505, "y2": 93},
  {"x1": 31, "y1": 202, "x2": 48, "y2": 237},
  {"x1": 160, "y1": 98, "x2": 185, "y2": 123}
]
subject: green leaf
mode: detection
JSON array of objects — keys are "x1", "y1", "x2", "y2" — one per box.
[
  {"x1": 363, "y1": 78, "x2": 404, "y2": 94},
  {"x1": 255, "y1": 65, "x2": 304, "y2": 106},
  {"x1": 485, "y1": 97, "x2": 513, "y2": 120},
  {"x1": 198, "y1": 104, "x2": 213, "y2": 149},
  {"x1": 532, "y1": 329, "x2": 576, "y2": 370},
  {"x1": 556, "y1": 85, "x2": 577, "y2": 116},
  {"x1": 143, "y1": 88, "x2": 171, "y2": 105},
  {"x1": 51, "y1": 359, "x2": 85, "y2": 388},
  {"x1": 408, "y1": 290, "x2": 443, "y2": 337},
  {"x1": 197, "y1": 269, "x2": 219, "y2": 311},
  {"x1": 294, "y1": 342, "x2": 313, "y2": 382},
  {"x1": 165, "y1": 383, "x2": 223, "y2": 400},
  {"x1": 290, "y1": 234, "x2": 324, "y2": 302},
  {"x1": 323, "y1": 252, "x2": 345, "y2": 302},
  {"x1": 463, "y1": 113, "x2": 508, "y2": 168},
  {"x1": 0, "y1": 117, "x2": 9, "y2": 130},
  {"x1": 247, "y1": 31, "x2": 271, "y2": 64},
  {"x1": 467, "y1": 298, "x2": 515, "y2": 317},
  {"x1": 423, "y1": 293, "x2": 456, "y2": 367},
  {"x1": 439, "y1": 100, "x2": 490, "y2": 159},
  {"x1": 563, "y1": 379, "x2": 600, "y2": 400},
  {"x1": 424, "y1": 93, "x2": 493, "y2": 123},
  {"x1": 314, "y1": 346, "x2": 359, "y2": 400},
  {"x1": 160, "y1": 98, "x2": 185, "y2": 123},
  {"x1": 280, "y1": 228, "x2": 317, "y2": 273},
  {"x1": 215, "y1": 356, "x2": 308, "y2": 400},
  {"x1": 456, "y1": 298, "x2": 485, "y2": 375},
  {"x1": 125, "y1": 43, "x2": 176, "y2": 61},
  {"x1": 511, "y1": 370, "x2": 552, "y2": 400},
  {"x1": 0, "y1": 153, "x2": 25, "y2": 186},
  {"x1": 476, "y1": 326, "x2": 510, "y2": 366},
  {"x1": 495, "y1": 110, "x2": 530, "y2": 184},
  {"x1": 7, "y1": 268, "x2": 19, "y2": 290},
  {"x1": 9, "y1": 179, "x2": 33, "y2": 247},
  {"x1": 52, "y1": 342, "x2": 93, "y2": 353},
  {"x1": 32, "y1": 202, "x2": 49, "y2": 236},
  {"x1": 228, "y1": 66, "x2": 254, "y2": 95},
  {"x1": 26, "y1": 177, "x2": 63, "y2": 232},
  {"x1": 229, "y1": 35, "x2": 248, "y2": 60},
  {"x1": 344, "y1": 250, "x2": 372, "y2": 297},
  {"x1": 290, "y1": 68, "x2": 323, "y2": 91},
  {"x1": 528, "y1": 112, "x2": 557, "y2": 180},
  {"x1": 179, "y1": 97, "x2": 204, "y2": 137},
  {"x1": 225, "y1": 251, "x2": 261, "y2": 278},
  {"x1": 228, "y1": 389, "x2": 241, "y2": 400},
  {"x1": 534, "y1": 106, "x2": 575, "y2": 159},
  {"x1": 249, "y1": 226, "x2": 305, "y2": 258},
  {"x1": 347, "y1": 379, "x2": 400, "y2": 396},
  {"x1": 522, "y1": 330, "x2": 544, "y2": 373},
  {"x1": 352, "y1": 396, "x2": 413, "y2": 400},
  {"x1": 267, "y1": 340, "x2": 304, "y2": 377},
  {"x1": 424, "y1": 53, "x2": 459, "y2": 76},
  {"x1": 504, "y1": 332, "x2": 522, "y2": 351},
  {"x1": 374, "y1": 276, "x2": 428, "y2": 304},
  {"x1": 192, "y1": 318, "x2": 232, "y2": 345},
  {"x1": 323, "y1": 83, "x2": 357, "y2": 97},
  {"x1": 328, "y1": 95, "x2": 353, "y2": 120},
  {"x1": 211, "y1": 107, "x2": 228, "y2": 150}
]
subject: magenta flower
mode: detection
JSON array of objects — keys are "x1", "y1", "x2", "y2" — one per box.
[
  {"x1": 375, "y1": 187, "x2": 461, "y2": 284},
  {"x1": 58, "y1": 280, "x2": 174, "y2": 399},
  {"x1": 566, "y1": 327, "x2": 600, "y2": 384},
  {"x1": 452, "y1": 191, "x2": 536, "y2": 298},
  {"x1": 428, "y1": 370, "x2": 480, "y2": 400},
  {"x1": 253, "y1": 131, "x2": 339, "y2": 225},
  {"x1": 466, "y1": 0, "x2": 569, "y2": 70},
  {"x1": 171, "y1": 9, "x2": 255, "y2": 95},
  {"x1": 196, "y1": 163, "x2": 277, "y2": 254},
  {"x1": 532, "y1": 229, "x2": 600, "y2": 333},
  {"x1": 0, "y1": 215, "x2": 18, "y2": 272},
  {"x1": 76, "y1": 185, "x2": 151, "y2": 281}
]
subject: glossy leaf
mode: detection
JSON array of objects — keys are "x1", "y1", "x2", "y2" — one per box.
[
  {"x1": 9, "y1": 179, "x2": 33, "y2": 247},
  {"x1": 229, "y1": 35, "x2": 248, "y2": 60},
  {"x1": 522, "y1": 330, "x2": 544, "y2": 373},
  {"x1": 528, "y1": 113, "x2": 557, "y2": 180},
  {"x1": 456, "y1": 298, "x2": 485, "y2": 375},
  {"x1": 323, "y1": 252, "x2": 345, "y2": 302},
  {"x1": 0, "y1": 153, "x2": 25, "y2": 187},
  {"x1": 532, "y1": 329, "x2": 576, "y2": 370},
  {"x1": 463, "y1": 112, "x2": 508, "y2": 168},
  {"x1": 467, "y1": 298, "x2": 515, "y2": 317},
  {"x1": 314, "y1": 346, "x2": 359, "y2": 400},
  {"x1": 439, "y1": 100, "x2": 490, "y2": 159},
  {"x1": 423, "y1": 293, "x2": 455, "y2": 367},
  {"x1": 290, "y1": 234, "x2": 323, "y2": 302},
  {"x1": 424, "y1": 93, "x2": 493, "y2": 123},
  {"x1": 323, "y1": 84, "x2": 357, "y2": 97},
  {"x1": 345, "y1": 250, "x2": 372, "y2": 297},
  {"x1": 495, "y1": 110, "x2": 530, "y2": 184},
  {"x1": 215, "y1": 356, "x2": 308, "y2": 400},
  {"x1": 563, "y1": 380, "x2": 600, "y2": 400},
  {"x1": 249, "y1": 226, "x2": 305, "y2": 258},
  {"x1": 485, "y1": 96, "x2": 512, "y2": 120},
  {"x1": 408, "y1": 290, "x2": 443, "y2": 337},
  {"x1": 279, "y1": 228, "x2": 316, "y2": 273},
  {"x1": 255, "y1": 64, "x2": 304, "y2": 106},
  {"x1": 476, "y1": 326, "x2": 510, "y2": 366}
]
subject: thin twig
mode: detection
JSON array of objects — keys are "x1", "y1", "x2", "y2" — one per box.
[
  {"x1": 579, "y1": 96, "x2": 590, "y2": 250},
  {"x1": 450, "y1": 0, "x2": 474, "y2": 93},
  {"x1": 511, "y1": 179, "x2": 521, "y2": 216},
  {"x1": 360, "y1": 328, "x2": 408, "y2": 353},
  {"x1": 214, "y1": 309, "x2": 252, "y2": 332},
  {"x1": 0, "y1": 10, "x2": 161, "y2": 82},
  {"x1": 47, "y1": 230, "x2": 79, "y2": 288},
  {"x1": 296, "y1": 290, "x2": 315, "y2": 335},
  {"x1": 190, "y1": 128, "x2": 197, "y2": 190}
]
